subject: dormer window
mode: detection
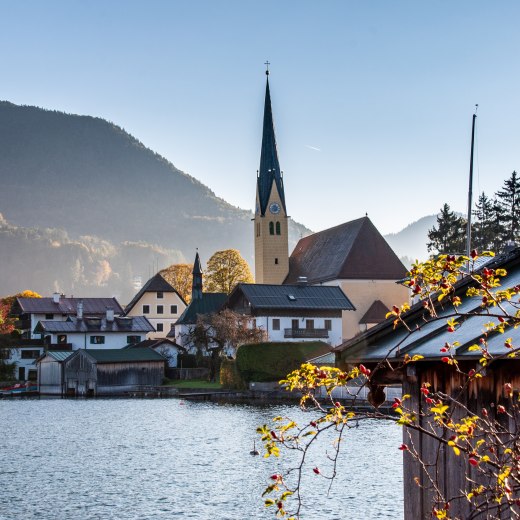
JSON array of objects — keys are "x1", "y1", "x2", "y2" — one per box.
[{"x1": 157, "y1": 292, "x2": 164, "y2": 299}]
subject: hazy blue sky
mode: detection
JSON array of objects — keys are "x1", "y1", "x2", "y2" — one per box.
[{"x1": 1, "y1": 1, "x2": 519, "y2": 234}]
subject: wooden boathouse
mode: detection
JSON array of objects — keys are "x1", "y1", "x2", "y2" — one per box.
[{"x1": 38, "y1": 348, "x2": 165, "y2": 396}]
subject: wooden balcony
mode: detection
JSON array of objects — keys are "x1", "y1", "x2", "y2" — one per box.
[{"x1": 284, "y1": 328, "x2": 329, "y2": 339}]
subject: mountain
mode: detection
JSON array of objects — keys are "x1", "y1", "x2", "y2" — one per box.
[
  {"x1": 0, "y1": 101, "x2": 311, "y2": 300},
  {"x1": 384, "y1": 215, "x2": 437, "y2": 265}
]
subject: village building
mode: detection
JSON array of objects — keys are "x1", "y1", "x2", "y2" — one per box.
[
  {"x1": 125, "y1": 338, "x2": 184, "y2": 368},
  {"x1": 11, "y1": 294, "x2": 124, "y2": 339},
  {"x1": 37, "y1": 347, "x2": 165, "y2": 396},
  {"x1": 33, "y1": 311, "x2": 154, "y2": 350},
  {"x1": 253, "y1": 70, "x2": 408, "y2": 341},
  {"x1": 335, "y1": 247, "x2": 520, "y2": 520},
  {"x1": 123, "y1": 272, "x2": 187, "y2": 339},
  {"x1": 225, "y1": 282, "x2": 354, "y2": 346},
  {"x1": 172, "y1": 252, "x2": 227, "y2": 350}
]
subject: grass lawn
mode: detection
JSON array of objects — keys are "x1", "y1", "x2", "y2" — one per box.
[{"x1": 165, "y1": 379, "x2": 223, "y2": 389}]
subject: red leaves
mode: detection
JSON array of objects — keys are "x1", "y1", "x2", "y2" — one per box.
[
  {"x1": 413, "y1": 285, "x2": 422, "y2": 295},
  {"x1": 312, "y1": 467, "x2": 320, "y2": 475},
  {"x1": 270, "y1": 474, "x2": 281, "y2": 481},
  {"x1": 441, "y1": 357, "x2": 450, "y2": 363},
  {"x1": 470, "y1": 249, "x2": 478, "y2": 259},
  {"x1": 421, "y1": 386, "x2": 430, "y2": 396},
  {"x1": 392, "y1": 398, "x2": 402, "y2": 409},
  {"x1": 468, "y1": 369, "x2": 476, "y2": 377},
  {"x1": 398, "y1": 444, "x2": 409, "y2": 451},
  {"x1": 468, "y1": 457, "x2": 478, "y2": 467},
  {"x1": 270, "y1": 431, "x2": 277, "y2": 439},
  {"x1": 497, "y1": 405, "x2": 506, "y2": 414}
]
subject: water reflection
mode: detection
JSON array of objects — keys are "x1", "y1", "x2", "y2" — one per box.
[{"x1": 0, "y1": 399, "x2": 403, "y2": 519}]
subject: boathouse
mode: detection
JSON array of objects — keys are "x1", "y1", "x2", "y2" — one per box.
[
  {"x1": 335, "y1": 248, "x2": 520, "y2": 519},
  {"x1": 38, "y1": 347, "x2": 165, "y2": 396}
]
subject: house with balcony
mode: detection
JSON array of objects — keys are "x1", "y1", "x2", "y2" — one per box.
[
  {"x1": 123, "y1": 273, "x2": 187, "y2": 339},
  {"x1": 225, "y1": 282, "x2": 355, "y2": 346}
]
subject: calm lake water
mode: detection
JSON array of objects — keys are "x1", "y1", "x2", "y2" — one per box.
[{"x1": 0, "y1": 399, "x2": 403, "y2": 520}]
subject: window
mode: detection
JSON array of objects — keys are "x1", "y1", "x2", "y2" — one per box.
[
  {"x1": 127, "y1": 335, "x2": 141, "y2": 344},
  {"x1": 57, "y1": 334, "x2": 67, "y2": 344},
  {"x1": 324, "y1": 319, "x2": 332, "y2": 331},
  {"x1": 21, "y1": 350, "x2": 41, "y2": 359},
  {"x1": 143, "y1": 305, "x2": 150, "y2": 314},
  {"x1": 157, "y1": 291, "x2": 164, "y2": 299},
  {"x1": 157, "y1": 305, "x2": 164, "y2": 314},
  {"x1": 275, "y1": 258, "x2": 279, "y2": 265},
  {"x1": 272, "y1": 319, "x2": 280, "y2": 330},
  {"x1": 291, "y1": 319, "x2": 299, "y2": 330},
  {"x1": 156, "y1": 323, "x2": 164, "y2": 332},
  {"x1": 269, "y1": 222, "x2": 274, "y2": 235},
  {"x1": 276, "y1": 222, "x2": 281, "y2": 235},
  {"x1": 306, "y1": 320, "x2": 315, "y2": 330},
  {"x1": 170, "y1": 305, "x2": 178, "y2": 314},
  {"x1": 90, "y1": 336, "x2": 105, "y2": 344},
  {"x1": 45, "y1": 313, "x2": 54, "y2": 320}
]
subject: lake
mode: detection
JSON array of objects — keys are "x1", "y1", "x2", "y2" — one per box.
[{"x1": 0, "y1": 399, "x2": 403, "y2": 519}]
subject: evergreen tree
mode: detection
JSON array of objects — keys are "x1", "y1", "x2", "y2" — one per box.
[
  {"x1": 427, "y1": 203, "x2": 467, "y2": 254},
  {"x1": 496, "y1": 171, "x2": 520, "y2": 242},
  {"x1": 472, "y1": 192, "x2": 495, "y2": 251}
]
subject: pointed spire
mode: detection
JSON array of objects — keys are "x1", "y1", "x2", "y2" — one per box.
[
  {"x1": 257, "y1": 69, "x2": 286, "y2": 216},
  {"x1": 191, "y1": 251, "x2": 203, "y2": 301}
]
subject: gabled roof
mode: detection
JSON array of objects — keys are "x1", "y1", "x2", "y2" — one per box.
[
  {"x1": 359, "y1": 300, "x2": 389, "y2": 325},
  {"x1": 227, "y1": 283, "x2": 355, "y2": 311},
  {"x1": 124, "y1": 273, "x2": 186, "y2": 314},
  {"x1": 257, "y1": 77, "x2": 286, "y2": 216},
  {"x1": 175, "y1": 293, "x2": 228, "y2": 325},
  {"x1": 14, "y1": 297, "x2": 123, "y2": 315},
  {"x1": 284, "y1": 217, "x2": 407, "y2": 284},
  {"x1": 72, "y1": 348, "x2": 165, "y2": 363},
  {"x1": 44, "y1": 350, "x2": 74, "y2": 362},
  {"x1": 336, "y1": 248, "x2": 520, "y2": 364},
  {"x1": 34, "y1": 316, "x2": 154, "y2": 334}
]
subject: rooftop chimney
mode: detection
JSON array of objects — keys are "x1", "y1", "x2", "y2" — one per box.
[
  {"x1": 52, "y1": 292, "x2": 60, "y2": 304},
  {"x1": 106, "y1": 307, "x2": 114, "y2": 322},
  {"x1": 77, "y1": 300, "x2": 84, "y2": 320}
]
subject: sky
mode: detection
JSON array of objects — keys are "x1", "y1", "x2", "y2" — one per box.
[{"x1": 1, "y1": 1, "x2": 520, "y2": 235}]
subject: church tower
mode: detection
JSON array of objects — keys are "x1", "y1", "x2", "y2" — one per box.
[{"x1": 254, "y1": 66, "x2": 289, "y2": 284}]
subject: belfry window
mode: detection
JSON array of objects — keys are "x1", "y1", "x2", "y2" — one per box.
[
  {"x1": 276, "y1": 222, "x2": 281, "y2": 235},
  {"x1": 269, "y1": 222, "x2": 274, "y2": 235}
]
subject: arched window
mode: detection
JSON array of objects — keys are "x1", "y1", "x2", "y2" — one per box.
[
  {"x1": 269, "y1": 222, "x2": 274, "y2": 235},
  {"x1": 276, "y1": 222, "x2": 281, "y2": 235}
]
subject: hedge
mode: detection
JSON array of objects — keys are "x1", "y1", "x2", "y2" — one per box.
[{"x1": 236, "y1": 341, "x2": 330, "y2": 382}]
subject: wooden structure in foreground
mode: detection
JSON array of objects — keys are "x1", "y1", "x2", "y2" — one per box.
[{"x1": 336, "y1": 248, "x2": 520, "y2": 519}]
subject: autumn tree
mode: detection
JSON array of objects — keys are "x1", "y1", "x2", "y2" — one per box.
[
  {"x1": 205, "y1": 249, "x2": 254, "y2": 294},
  {"x1": 427, "y1": 203, "x2": 466, "y2": 254},
  {"x1": 181, "y1": 308, "x2": 265, "y2": 381},
  {"x1": 159, "y1": 263, "x2": 193, "y2": 303}
]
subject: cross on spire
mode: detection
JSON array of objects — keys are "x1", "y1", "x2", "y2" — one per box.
[{"x1": 265, "y1": 60, "x2": 270, "y2": 75}]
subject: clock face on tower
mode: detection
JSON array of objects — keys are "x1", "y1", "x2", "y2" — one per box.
[{"x1": 269, "y1": 202, "x2": 281, "y2": 215}]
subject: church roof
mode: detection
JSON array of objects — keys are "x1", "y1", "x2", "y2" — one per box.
[
  {"x1": 124, "y1": 273, "x2": 185, "y2": 315},
  {"x1": 257, "y1": 78, "x2": 286, "y2": 216},
  {"x1": 284, "y1": 217, "x2": 407, "y2": 284},
  {"x1": 175, "y1": 293, "x2": 228, "y2": 325}
]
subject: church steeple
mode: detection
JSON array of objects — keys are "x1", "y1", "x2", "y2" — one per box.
[
  {"x1": 257, "y1": 72, "x2": 286, "y2": 216},
  {"x1": 191, "y1": 251, "x2": 203, "y2": 301},
  {"x1": 254, "y1": 65, "x2": 289, "y2": 285}
]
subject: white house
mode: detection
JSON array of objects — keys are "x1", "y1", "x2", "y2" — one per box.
[
  {"x1": 125, "y1": 338, "x2": 184, "y2": 368},
  {"x1": 33, "y1": 312, "x2": 154, "y2": 350},
  {"x1": 225, "y1": 282, "x2": 355, "y2": 347},
  {"x1": 123, "y1": 273, "x2": 187, "y2": 339}
]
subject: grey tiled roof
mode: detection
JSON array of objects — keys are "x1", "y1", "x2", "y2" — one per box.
[
  {"x1": 15, "y1": 297, "x2": 123, "y2": 315},
  {"x1": 34, "y1": 316, "x2": 154, "y2": 334},
  {"x1": 228, "y1": 283, "x2": 355, "y2": 311},
  {"x1": 285, "y1": 217, "x2": 407, "y2": 284}
]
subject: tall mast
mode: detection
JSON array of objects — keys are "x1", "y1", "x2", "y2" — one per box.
[{"x1": 466, "y1": 106, "x2": 478, "y2": 257}]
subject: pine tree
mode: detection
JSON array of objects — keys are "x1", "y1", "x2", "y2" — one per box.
[
  {"x1": 496, "y1": 171, "x2": 520, "y2": 242},
  {"x1": 472, "y1": 192, "x2": 495, "y2": 251},
  {"x1": 427, "y1": 203, "x2": 467, "y2": 254}
]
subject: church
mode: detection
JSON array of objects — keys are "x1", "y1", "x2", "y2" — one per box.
[{"x1": 253, "y1": 68, "x2": 409, "y2": 340}]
